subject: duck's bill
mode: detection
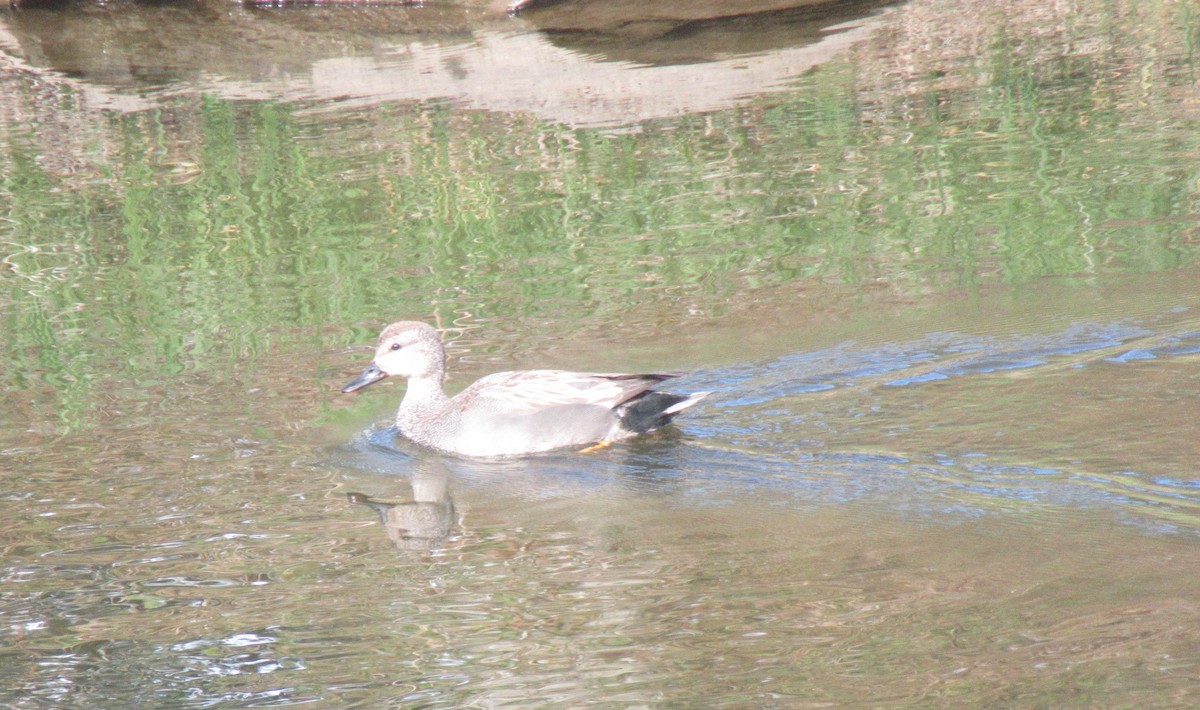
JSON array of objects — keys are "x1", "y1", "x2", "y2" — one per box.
[{"x1": 342, "y1": 363, "x2": 387, "y2": 393}]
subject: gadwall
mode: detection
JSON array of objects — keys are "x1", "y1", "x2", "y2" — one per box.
[{"x1": 342, "y1": 321, "x2": 709, "y2": 457}]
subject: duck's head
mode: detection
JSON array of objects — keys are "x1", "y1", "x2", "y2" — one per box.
[{"x1": 342, "y1": 321, "x2": 446, "y2": 393}]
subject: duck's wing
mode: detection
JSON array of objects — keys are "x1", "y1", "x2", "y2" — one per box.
[{"x1": 459, "y1": 370, "x2": 677, "y2": 413}]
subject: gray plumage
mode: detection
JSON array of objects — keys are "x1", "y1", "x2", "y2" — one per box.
[{"x1": 342, "y1": 321, "x2": 708, "y2": 457}]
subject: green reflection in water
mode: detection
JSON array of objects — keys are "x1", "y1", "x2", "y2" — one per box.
[{"x1": 1, "y1": 0, "x2": 1198, "y2": 433}]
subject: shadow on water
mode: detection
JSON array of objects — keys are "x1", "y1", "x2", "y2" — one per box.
[{"x1": 332, "y1": 302, "x2": 1200, "y2": 546}]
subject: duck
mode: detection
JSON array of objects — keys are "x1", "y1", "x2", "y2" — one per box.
[{"x1": 342, "y1": 321, "x2": 709, "y2": 458}]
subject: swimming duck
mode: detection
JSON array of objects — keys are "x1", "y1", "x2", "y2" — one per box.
[{"x1": 342, "y1": 321, "x2": 708, "y2": 457}]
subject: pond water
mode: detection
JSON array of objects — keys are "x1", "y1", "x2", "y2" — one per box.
[{"x1": 3, "y1": 0, "x2": 1200, "y2": 707}]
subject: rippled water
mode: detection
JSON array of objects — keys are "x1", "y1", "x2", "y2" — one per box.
[
  {"x1": 310, "y1": 271, "x2": 1200, "y2": 706},
  {"x1": 332, "y1": 272, "x2": 1200, "y2": 526},
  {"x1": 3, "y1": 0, "x2": 1200, "y2": 707}
]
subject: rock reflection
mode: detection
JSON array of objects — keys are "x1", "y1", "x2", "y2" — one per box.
[
  {"x1": 348, "y1": 459, "x2": 457, "y2": 552},
  {"x1": 520, "y1": 0, "x2": 897, "y2": 66},
  {"x1": 0, "y1": 0, "x2": 890, "y2": 126}
]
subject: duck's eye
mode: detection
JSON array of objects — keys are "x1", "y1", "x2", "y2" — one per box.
[{"x1": 390, "y1": 343, "x2": 402, "y2": 351}]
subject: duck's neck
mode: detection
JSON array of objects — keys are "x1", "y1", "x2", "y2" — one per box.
[{"x1": 397, "y1": 374, "x2": 449, "y2": 427}]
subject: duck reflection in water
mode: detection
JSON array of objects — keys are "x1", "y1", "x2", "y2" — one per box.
[{"x1": 347, "y1": 458, "x2": 457, "y2": 551}]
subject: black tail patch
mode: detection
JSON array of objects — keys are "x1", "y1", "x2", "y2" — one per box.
[{"x1": 616, "y1": 391, "x2": 693, "y2": 433}]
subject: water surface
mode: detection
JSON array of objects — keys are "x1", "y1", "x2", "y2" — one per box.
[{"x1": 2, "y1": 0, "x2": 1200, "y2": 706}]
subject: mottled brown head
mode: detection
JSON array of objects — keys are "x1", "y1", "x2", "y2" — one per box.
[{"x1": 342, "y1": 321, "x2": 447, "y2": 393}]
